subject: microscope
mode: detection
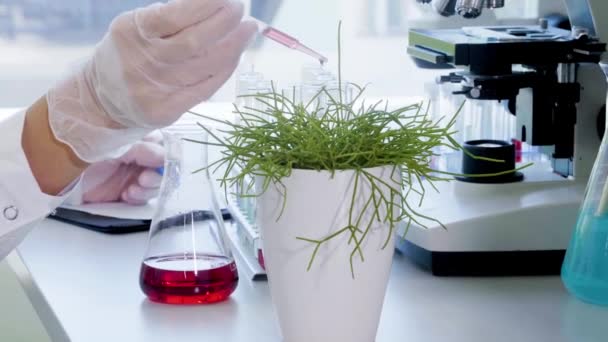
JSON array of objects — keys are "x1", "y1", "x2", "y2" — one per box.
[{"x1": 398, "y1": 0, "x2": 608, "y2": 275}]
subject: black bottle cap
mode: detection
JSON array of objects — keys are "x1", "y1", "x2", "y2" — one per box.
[{"x1": 456, "y1": 139, "x2": 524, "y2": 184}]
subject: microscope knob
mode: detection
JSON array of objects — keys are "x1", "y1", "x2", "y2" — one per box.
[
  {"x1": 436, "y1": 73, "x2": 465, "y2": 84},
  {"x1": 469, "y1": 87, "x2": 482, "y2": 99}
]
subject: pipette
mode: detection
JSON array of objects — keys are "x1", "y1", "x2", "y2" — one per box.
[{"x1": 249, "y1": 17, "x2": 328, "y2": 65}]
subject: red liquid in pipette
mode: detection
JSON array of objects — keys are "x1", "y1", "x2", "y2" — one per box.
[
  {"x1": 262, "y1": 27, "x2": 328, "y2": 65},
  {"x1": 140, "y1": 253, "x2": 239, "y2": 305}
]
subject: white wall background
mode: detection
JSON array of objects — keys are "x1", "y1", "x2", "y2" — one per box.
[{"x1": 0, "y1": 0, "x2": 557, "y2": 109}]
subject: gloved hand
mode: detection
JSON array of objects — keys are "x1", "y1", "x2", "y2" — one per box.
[
  {"x1": 48, "y1": 0, "x2": 257, "y2": 163},
  {"x1": 66, "y1": 132, "x2": 165, "y2": 206}
]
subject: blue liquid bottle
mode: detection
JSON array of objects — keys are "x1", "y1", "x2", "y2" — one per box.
[{"x1": 562, "y1": 131, "x2": 608, "y2": 305}]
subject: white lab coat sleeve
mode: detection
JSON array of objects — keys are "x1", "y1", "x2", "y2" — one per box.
[{"x1": 0, "y1": 110, "x2": 76, "y2": 259}]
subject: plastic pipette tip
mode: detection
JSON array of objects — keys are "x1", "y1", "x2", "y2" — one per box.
[
  {"x1": 295, "y1": 38, "x2": 327, "y2": 65},
  {"x1": 251, "y1": 17, "x2": 328, "y2": 64}
]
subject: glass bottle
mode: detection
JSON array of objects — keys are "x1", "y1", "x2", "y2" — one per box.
[
  {"x1": 562, "y1": 124, "x2": 608, "y2": 306},
  {"x1": 139, "y1": 127, "x2": 238, "y2": 305}
]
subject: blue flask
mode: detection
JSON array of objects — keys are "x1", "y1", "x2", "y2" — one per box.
[{"x1": 562, "y1": 132, "x2": 608, "y2": 305}]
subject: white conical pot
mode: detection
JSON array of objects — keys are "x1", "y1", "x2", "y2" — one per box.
[{"x1": 257, "y1": 166, "x2": 400, "y2": 342}]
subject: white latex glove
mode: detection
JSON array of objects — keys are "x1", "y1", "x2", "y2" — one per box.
[
  {"x1": 66, "y1": 132, "x2": 165, "y2": 206},
  {"x1": 48, "y1": 0, "x2": 257, "y2": 163}
]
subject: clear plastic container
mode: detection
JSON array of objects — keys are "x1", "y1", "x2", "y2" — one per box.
[
  {"x1": 139, "y1": 127, "x2": 238, "y2": 305},
  {"x1": 562, "y1": 127, "x2": 608, "y2": 306}
]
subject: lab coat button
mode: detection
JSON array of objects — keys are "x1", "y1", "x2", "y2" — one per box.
[{"x1": 3, "y1": 206, "x2": 18, "y2": 221}]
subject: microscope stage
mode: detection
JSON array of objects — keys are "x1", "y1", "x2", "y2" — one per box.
[
  {"x1": 408, "y1": 25, "x2": 606, "y2": 71},
  {"x1": 395, "y1": 162, "x2": 583, "y2": 276}
]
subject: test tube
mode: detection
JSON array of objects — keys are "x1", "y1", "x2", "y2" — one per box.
[
  {"x1": 324, "y1": 80, "x2": 354, "y2": 105},
  {"x1": 301, "y1": 64, "x2": 332, "y2": 84},
  {"x1": 235, "y1": 69, "x2": 266, "y2": 215},
  {"x1": 255, "y1": 80, "x2": 275, "y2": 122},
  {"x1": 245, "y1": 78, "x2": 275, "y2": 223},
  {"x1": 235, "y1": 68, "x2": 264, "y2": 113},
  {"x1": 281, "y1": 84, "x2": 302, "y2": 107},
  {"x1": 301, "y1": 66, "x2": 336, "y2": 112}
]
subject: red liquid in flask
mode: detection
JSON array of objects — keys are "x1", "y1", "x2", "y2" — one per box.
[{"x1": 140, "y1": 254, "x2": 239, "y2": 305}]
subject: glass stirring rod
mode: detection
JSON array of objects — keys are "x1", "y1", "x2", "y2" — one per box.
[{"x1": 249, "y1": 17, "x2": 328, "y2": 65}]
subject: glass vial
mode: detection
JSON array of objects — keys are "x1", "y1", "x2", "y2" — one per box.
[
  {"x1": 301, "y1": 65, "x2": 336, "y2": 110},
  {"x1": 235, "y1": 68, "x2": 265, "y2": 117},
  {"x1": 140, "y1": 127, "x2": 238, "y2": 305}
]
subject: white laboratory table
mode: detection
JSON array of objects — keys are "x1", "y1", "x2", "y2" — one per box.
[{"x1": 9, "y1": 219, "x2": 608, "y2": 342}]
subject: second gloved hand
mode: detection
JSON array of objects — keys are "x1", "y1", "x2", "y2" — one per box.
[
  {"x1": 68, "y1": 132, "x2": 166, "y2": 206},
  {"x1": 48, "y1": 0, "x2": 257, "y2": 163}
]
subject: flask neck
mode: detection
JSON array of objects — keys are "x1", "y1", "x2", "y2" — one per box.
[{"x1": 162, "y1": 129, "x2": 210, "y2": 179}]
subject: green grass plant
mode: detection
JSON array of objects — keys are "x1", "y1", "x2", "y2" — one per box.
[{"x1": 190, "y1": 22, "x2": 531, "y2": 277}]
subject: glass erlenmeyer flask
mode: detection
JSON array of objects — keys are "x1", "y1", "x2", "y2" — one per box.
[
  {"x1": 139, "y1": 127, "x2": 238, "y2": 305},
  {"x1": 562, "y1": 123, "x2": 608, "y2": 305}
]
